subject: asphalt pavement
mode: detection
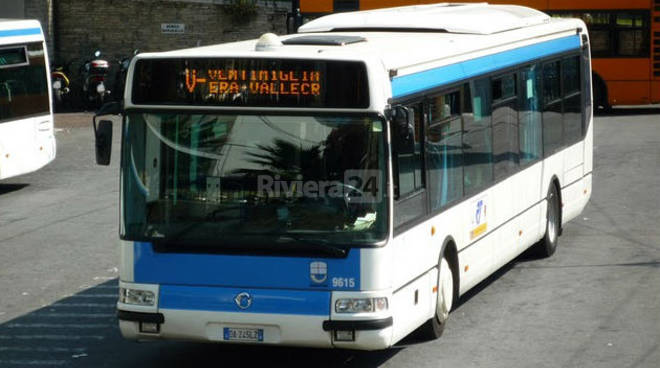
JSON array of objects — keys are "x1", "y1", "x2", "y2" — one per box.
[{"x1": 0, "y1": 110, "x2": 658, "y2": 367}]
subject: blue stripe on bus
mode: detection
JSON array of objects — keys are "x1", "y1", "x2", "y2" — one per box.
[
  {"x1": 160, "y1": 284, "x2": 331, "y2": 315},
  {"x1": 133, "y1": 242, "x2": 361, "y2": 291},
  {"x1": 0, "y1": 28, "x2": 42, "y2": 38},
  {"x1": 391, "y1": 35, "x2": 581, "y2": 98}
]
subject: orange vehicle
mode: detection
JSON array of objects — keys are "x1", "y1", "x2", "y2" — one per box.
[{"x1": 295, "y1": 0, "x2": 660, "y2": 109}]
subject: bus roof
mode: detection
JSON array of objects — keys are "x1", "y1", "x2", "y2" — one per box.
[
  {"x1": 141, "y1": 6, "x2": 583, "y2": 75},
  {"x1": 297, "y1": 3, "x2": 551, "y2": 35},
  {"x1": 0, "y1": 19, "x2": 44, "y2": 43}
]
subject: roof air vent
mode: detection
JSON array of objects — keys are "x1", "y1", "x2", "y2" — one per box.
[
  {"x1": 282, "y1": 35, "x2": 367, "y2": 46},
  {"x1": 255, "y1": 33, "x2": 283, "y2": 51}
]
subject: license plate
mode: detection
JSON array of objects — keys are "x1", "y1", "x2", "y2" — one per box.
[{"x1": 223, "y1": 327, "x2": 264, "y2": 342}]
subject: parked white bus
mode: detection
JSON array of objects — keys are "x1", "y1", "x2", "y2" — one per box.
[
  {"x1": 95, "y1": 3, "x2": 592, "y2": 350},
  {"x1": 0, "y1": 19, "x2": 56, "y2": 180}
]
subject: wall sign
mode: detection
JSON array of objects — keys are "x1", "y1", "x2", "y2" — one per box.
[{"x1": 161, "y1": 23, "x2": 185, "y2": 34}]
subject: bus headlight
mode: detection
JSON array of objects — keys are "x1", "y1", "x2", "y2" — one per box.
[
  {"x1": 335, "y1": 297, "x2": 388, "y2": 313},
  {"x1": 119, "y1": 288, "x2": 155, "y2": 306}
]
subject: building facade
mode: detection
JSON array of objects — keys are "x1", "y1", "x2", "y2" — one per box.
[{"x1": 3, "y1": 0, "x2": 290, "y2": 83}]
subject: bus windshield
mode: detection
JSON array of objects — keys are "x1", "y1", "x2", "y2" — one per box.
[
  {"x1": 0, "y1": 43, "x2": 49, "y2": 123},
  {"x1": 121, "y1": 112, "x2": 388, "y2": 250}
]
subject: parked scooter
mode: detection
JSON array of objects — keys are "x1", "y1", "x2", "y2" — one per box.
[
  {"x1": 80, "y1": 50, "x2": 111, "y2": 109},
  {"x1": 51, "y1": 63, "x2": 71, "y2": 111},
  {"x1": 112, "y1": 49, "x2": 139, "y2": 103}
]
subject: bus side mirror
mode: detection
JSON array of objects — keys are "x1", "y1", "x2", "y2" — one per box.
[
  {"x1": 389, "y1": 106, "x2": 415, "y2": 154},
  {"x1": 92, "y1": 102, "x2": 121, "y2": 166},
  {"x1": 96, "y1": 101, "x2": 121, "y2": 116},
  {"x1": 94, "y1": 120, "x2": 113, "y2": 166}
]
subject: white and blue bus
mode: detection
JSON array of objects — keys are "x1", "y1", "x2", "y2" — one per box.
[
  {"x1": 0, "y1": 19, "x2": 56, "y2": 180},
  {"x1": 95, "y1": 3, "x2": 593, "y2": 350}
]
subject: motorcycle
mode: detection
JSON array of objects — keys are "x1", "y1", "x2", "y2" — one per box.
[
  {"x1": 51, "y1": 62, "x2": 71, "y2": 111},
  {"x1": 80, "y1": 50, "x2": 111, "y2": 109},
  {"x1": 112, "y1": 49, "x2": 139, "y2": 103}
]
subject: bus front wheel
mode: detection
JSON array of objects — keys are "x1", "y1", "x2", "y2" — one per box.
[
  {"x1": 593, "y1": 74, "x2": 611, "y2": 113},
  {"x1": 420, "y1": 254, "x2": 454, "y2": 339}
]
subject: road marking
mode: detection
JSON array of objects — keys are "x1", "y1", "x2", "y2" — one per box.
[
  {"x1": 0, "y1": 360, "x2": 66, "y2": 366},
  {"x1": 0, "y1": 335, "x2": 105, "y2": 340},
  {"x1": 93, "y1": 276, "x2": 116, "y2": 281},
  {"x1": 0, "y1": 346, "x2": 86, "y2": 353},
  {"x1": 5, "y1": 323, "x2": 112, "y2": 329},
  {"x1": 52, "y1": 302, "x2": 114, "y2": 308}
]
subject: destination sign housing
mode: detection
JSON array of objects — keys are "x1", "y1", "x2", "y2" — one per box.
[{"x1": 132, "y1": 58, "x2": 369, "y2": 108}]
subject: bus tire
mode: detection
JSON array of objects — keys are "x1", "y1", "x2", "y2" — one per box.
[
  {"x1": 536, "y1": 184, "x2": 561, "y2": 258},
  {"x1": 420, "y1": 253, "x2": 455, "y2": 339},
  {"x1": 593, "y1": 73, "x2": 611, "y2": 113}
]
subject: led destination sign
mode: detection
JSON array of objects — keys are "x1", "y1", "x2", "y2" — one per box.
[
  {"x1": 132, "y1": 58, "x2": 369, "y2": 108},
  {"x1": 185, "y1": 68, "x2": 322, "y2": 97}
]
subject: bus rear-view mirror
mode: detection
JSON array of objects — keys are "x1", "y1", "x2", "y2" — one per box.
[
  {"x1": 92, "y1": 102, "x2": 122, "y2": 166},
  {"x1": 94, "y1": 120, "x2": 113, "y2": 166}
]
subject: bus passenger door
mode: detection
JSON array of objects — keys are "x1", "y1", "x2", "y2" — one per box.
[
  {"x1": 517, "y1": 65, "x2": 545, "y2": 246},
  {"x1": 561, "y1": 56, "x2": 585, "y2": 221},
  {"x1": 390, "y1": 103, "x2": 435, "y2": 342},
  {"x1": 491, "y1": 72, "x2": 526, "y2": 265}
]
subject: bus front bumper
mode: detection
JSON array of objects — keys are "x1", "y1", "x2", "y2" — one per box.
[
  {"x1": 117, "y1": 283, "x2": 394, "y2": 350},
  {"x1": 118, "y1": 308, "x2": 393, "y2": 350}
]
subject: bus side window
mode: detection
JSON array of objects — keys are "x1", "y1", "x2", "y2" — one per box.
[
  {"x1": 491, "y1": 73, "x2": 519, "y2": 179},
  {"x1": 334, "y1": 0, "x2": 359, "y2": 11},
  {"x1": 542, "y1": 60, "x2": 563, "y2": 155},
  {"x1": 463, "y1": 78, "x2": 493, "y2": 194},
  {"x1": 582, "y1": 44, "x2": 593, "y2": 132},
  {"x1": 0, "y1": 43, "x2": 49, "y2": 123},
  {"x1": 614, "y1": 12, "x2": 649, "y2": 57},
  {"x1": 394, "y1": 103, "x2": 425, "y2": 199},
  {"x1": 562, "y1": 56, "x2": 582, "y2": 145},
  {"x1": 519, "y1": 64, "x2": 543, "y2": 165},
  {"x1": 427, "y1": 90, "x2": 463, "y2": 211},
  {"x1": 393, "y1": 103, "x2": 427, "y2": 229}
]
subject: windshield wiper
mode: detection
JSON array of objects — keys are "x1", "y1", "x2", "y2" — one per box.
[
  {"x1": 276, "y1": 235, "x2": 348, "y2": 258},
  {"x1": 151, "y1": 225, "x2": 348, "y2": 257}
]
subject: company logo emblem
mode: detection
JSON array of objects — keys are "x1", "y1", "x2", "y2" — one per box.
[
  {"x1": 234, "y1": 292, "x2": 252, "y2": 310},
  {"x1": 476, "y1": 199, "x2": 484, "y2": 224},
  {"x1": 310, "y1": 261, "x2": 328, "y2": 284},
  {"x1": 470, "y1": 197, "x2": 488, "y2": 240}
]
